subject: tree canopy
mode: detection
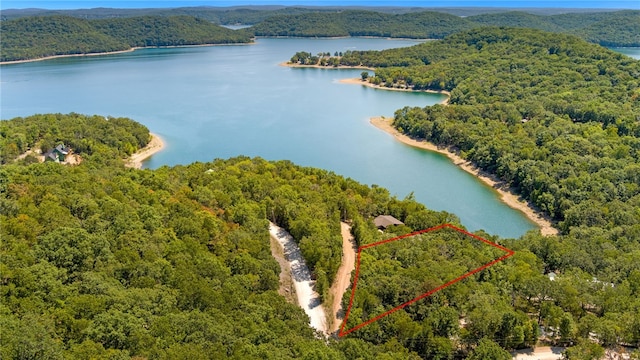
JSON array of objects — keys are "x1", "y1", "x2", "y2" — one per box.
[
  {"x1": 2, "y1": 112, "x2": 640, "y2": 358},
  {"x1": 287, "y1": 27, "x2": 640, "y2": 357},
  {"x1": 254, "y1": 9, "x2": 639, "y2": 46},
  {"x1": 0, "y1": 15, "x2": 253, "y2": 62},
  {"x1": 3, "y1": 9, "x2": 638, "y2": 62}
]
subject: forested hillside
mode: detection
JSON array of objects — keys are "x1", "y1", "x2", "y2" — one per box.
[
  {"x1": 0, "y1": 113, "x2": 150, "y2": 165},
  {"x1": 286, "y1": 27, "x2": 640, "y2": 354},
  {"x1": 329, "y1": 28, "x2": 640, "y2": 232},
  {"x1": 2, "y1": 113, "x2": 640, "y2": 358},
  {"x1": 0, "y1": 5, "x2": 626, "y2": 22},
  {"x1": 0, "y1": 15, "x2": 252, "y2": 62},
  {"x1": 1, "y1": 113, "x2": 462, "y2": 359},
  {"x1": 254, "y1": 9, "x2": 640, "y2": 46},
  {"x1": 2, "y1": 8, "x2": 638, "y2": 62},
  {"x1": 252, "y1": 10, "x2": 474, "y2": 39}
]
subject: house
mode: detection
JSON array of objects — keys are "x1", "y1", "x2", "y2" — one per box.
[
  {"x1": 44, "y1": 144, "x2": 70, "y2": 162},
  {"x1": 373, "y1": 215, "x2": 404, "y2": 230}
]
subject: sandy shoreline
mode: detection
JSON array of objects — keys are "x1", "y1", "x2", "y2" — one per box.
[
  {"x1": 1, "y1": 43, "x2": 254, "y2": 65},
  {"x1": 280, "y1": 62, "x2": 376, "y2": 71},
  {"x1": 1, "y1": 49, "x2": 137, "y2": 65},
  {"x1": 370, "y1": 116, "x2": 558, "y2": 236},
  {"x1": 125, "y1": 133, "x2": 165, "y2": 169},
  {"x1": 340, "y1": 77, "x2": 450, "y2": 104}
]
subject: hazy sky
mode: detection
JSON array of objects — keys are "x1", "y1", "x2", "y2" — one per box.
[{"x1": 2, "y1": 0, "x2": 639, "y2": 10}]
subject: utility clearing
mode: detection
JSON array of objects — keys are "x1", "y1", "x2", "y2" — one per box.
[
  {"x1": 269, "y1": 222, "x2": 328, "y2": 334},
  {"x1": 269, "y1": 221, "x2": 357, "y2": 336}
]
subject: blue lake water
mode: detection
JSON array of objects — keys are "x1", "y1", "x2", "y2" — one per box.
[{"x1": 1, "y1": 38, "x2": 550, "y2": 238}]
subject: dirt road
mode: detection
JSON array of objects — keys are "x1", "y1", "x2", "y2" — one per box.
[{"x1": 329, "y1": 222, "x2": 357, "y2": 334}]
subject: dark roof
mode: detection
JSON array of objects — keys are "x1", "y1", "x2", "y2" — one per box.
[
  {"x1": 45, "y1": 151, "x2": 58, "y2": 161},
  {"x1": 54, "y1": 144, "x2": 69, "y2": 155},
  {"x1": 374, "y1": 215, "x2": 404, "y2": 229}
]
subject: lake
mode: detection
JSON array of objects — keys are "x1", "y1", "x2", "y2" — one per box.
[
  {"x1": 2, "y1": 37, "x2": 562, "y2": 238},
  {"x1": 611, "y1": 47, "x2": 640, "y2": 59}
]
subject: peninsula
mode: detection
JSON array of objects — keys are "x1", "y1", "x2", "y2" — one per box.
[{"x1": 125, "y1": 133, "x2": 165, "y2": 169}]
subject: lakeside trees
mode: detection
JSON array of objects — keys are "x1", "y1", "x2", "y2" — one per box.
[
  {"x1": 2, "y1": 113, "x2": 639, "y2": 358},
  {"x1": 287, "y1": 27, "x2": 640, "y2": 356},
  {"x1": 3, "y1": 9, "x2": 638, "y2": 62},
  {"x1": 1, "y1": 113, "x2": 464, "y2": 358},
  {"x1": 0, "y1": 15, "x2": 253, "y2": 62},
  {"x1": 254, "y1": 9, "x2": 639, "y2": 47},
  {"x1": 0, "y1": 113, "x2": 150, "y2": 165}
]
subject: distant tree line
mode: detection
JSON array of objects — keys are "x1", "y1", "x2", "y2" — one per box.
[
  {"x1": 0, "y1": 15, "x2": 253, "y2": 62},
  {"x1": 254, "y1": 9, "x2": 640, "y2": 47},
  {"x1": 2, "y1": 9, "x2": 638, "y2": 62},
  {"x1": 2, "y1": 5, "x2": 635, "y2": 30}
]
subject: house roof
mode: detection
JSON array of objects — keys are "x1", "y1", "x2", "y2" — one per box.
[
  {"x1": 374, "y1": 215, "x2": 404, "y2": 229},
  {"x1": 46, "y1": 151, "x2": 58, "y2": 161},
  {"x1": 54, "y1": 144, "x2": 69, "y2": 155}
]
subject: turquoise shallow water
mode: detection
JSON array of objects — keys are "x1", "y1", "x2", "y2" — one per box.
[{"x1": 2, "y1": 38, "x2": 543, "y2": 238}]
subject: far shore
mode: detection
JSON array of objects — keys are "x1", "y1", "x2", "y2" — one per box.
[
  {"x1": 371, "y1": 116, "x2": 559, "y2": 236},
  {"x1": 340, "y1": 77, "x2": 450, "y2": 104},
  {"x1": 1, "y1": 42, "x2": 254, "y2": 65},
  {"x1": 280, "y1": 62, "x2": 375, "y2": 71},
  {"x1": 125, "y1": 133, "x2": 165, "y2": 169}
]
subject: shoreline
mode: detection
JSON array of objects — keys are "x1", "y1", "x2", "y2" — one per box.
[
  {"x1": 1, "y1": 48, "x2": 137, "y2": 65},
  {"x1": 1, "y1": 42, "x2": 254, "y2": 65},
  {"x1": 125, "y1": 133, "x2": 165, "y2": 169},
  {"x1": 340, "y1": 77, "x2": 450, "y2": 104},
  {"x1": 370, "y1": 116, "x2": 558, "y2": 236},
  {"x1": 280, "y1": 62, "x2": 375, "y2": 71}
]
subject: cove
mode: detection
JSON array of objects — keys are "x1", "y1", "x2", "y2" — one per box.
[{"x1": 2, "y1": 38, "x2": 538, "y2": 238}]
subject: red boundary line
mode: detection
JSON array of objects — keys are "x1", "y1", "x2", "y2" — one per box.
[{"x1": 338, "y1": 223, "x2": 515, "y2": 337}]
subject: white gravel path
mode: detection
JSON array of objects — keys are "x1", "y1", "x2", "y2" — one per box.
[{"x1": 269, "y1": 222, "x2": 327, "y2": 335}]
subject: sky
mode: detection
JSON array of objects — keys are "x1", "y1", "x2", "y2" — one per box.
[{"x1": 2, "y1": 0, "x2": 639, "y2": 10}]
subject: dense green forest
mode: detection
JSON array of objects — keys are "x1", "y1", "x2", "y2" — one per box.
[
  {"x1": 0, "y1": 15, "x2": 252, "y2": 62},
  {"x1": 252, "y1": 10, "x2": 475, "y2": 39},
  {"x1": 2, "y1": 113, "x2": 640, "y2": 358},
  {"x1": 1, "y1": 5, "x2": 611, "y2": 22},
  {"x1": 1, "y1": 114, "x2": 458, "y2": 359},
  {"x1": 289, "y1": 26, "x2": 640, "y2": 355},
  {"x1": 323, "y1": 27, "x2": 640, "y2": 231},
  {"x1": 2, "y1": 8, "x2": 638, "y2": 62},
  {"x1": 0, "y1": 113, "x2": 150, "y2": 165},
  {"x1": 254, "y1": 9, "x2": 640, "y2": 46},
  {"x1": 2, "y1": 13, "x2": 640, "y2": 358}
]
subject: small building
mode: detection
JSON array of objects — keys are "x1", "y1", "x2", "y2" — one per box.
[
  {"x1": 44, "y1": 144, "x2": 70, "y2": 162},
  {"x1": 373, "y1": 215, "x2": 404, "y2": 230}
]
